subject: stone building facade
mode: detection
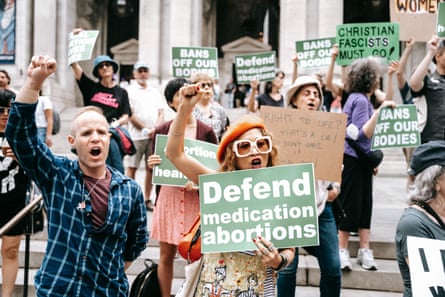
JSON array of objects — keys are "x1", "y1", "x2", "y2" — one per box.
[{"x1": 7, "y1": 0, "x2": 422, "y2": 110}]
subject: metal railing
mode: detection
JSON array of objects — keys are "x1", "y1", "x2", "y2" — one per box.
[
  {"x1": 0, "y1": 194, "x2": 43, "y2": 236},
  {"x1": 0, "y1": 184, "x2": 44, "y2": 297}
]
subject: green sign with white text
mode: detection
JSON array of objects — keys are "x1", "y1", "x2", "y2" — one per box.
[
  {"x1": 234, "y1": 51, "x2": 276, "y2": 84},
  {"x1": 437, "y1": 2, "x2": 445, "y2": 38},
  {"x1": 68, "y1": 30, "x2": 99, "y2": 65},
  {"x1": 171, "y1": 46, "x2": 219, "y2": 79},
  {"x1": 336, "y1": 22, "x2": 399, "y2": 66},
  {"x1": 372, "y1": 105, "x2": 420, "y2": 150},
  {"x1": 199, "y1": 164, "x2": 319, "y2": 253},
  {"x1": 153, "y1": 135, "x2": 219, "y2": 187},
  {"x1": 295, "y1": 37, "x2": 335, "y2": 69}
]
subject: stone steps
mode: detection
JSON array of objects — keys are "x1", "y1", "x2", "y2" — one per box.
[
  {"x1": 0, "y1": 107, "x2": 408, "y2": 296},
  {"x1": 0, "y1": 235, "x2": 403, "y2": 297}
]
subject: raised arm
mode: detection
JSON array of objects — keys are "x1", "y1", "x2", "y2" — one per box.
[
  {"x1": 410, "y1": 35, "x2": 437, "y2": 92},
  {"x1": 247, "y1": 79, "x2": 259, "y2": 113},
  {"x1": 325, "y1": 44, "x2": 342, "y2": 97},
  {"x1": 69, "y1": 29, "x2": 85, "y2": 80},
  {"x1": 291, "y1": 53, "x2": 298, "y2": 84},
  {"x1": 397, "y1": 36, "x2": 415, "y2": 89},
  {"x1": 384, "y1": 62, "x2": 396, "y2": 101},
  {"x1": 362, "y1": 100, "x2": 397, "y2": 139},
  {"x1": 164, "y1": 84, "x2": 214, "y2": 185},
  {"x1": 16, "y1": 56, "x2": 57, "y2": 104}
]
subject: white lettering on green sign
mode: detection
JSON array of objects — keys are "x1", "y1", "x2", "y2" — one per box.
[{"x1": 202, "y1": 172, "x2": 311, "y2": 204}]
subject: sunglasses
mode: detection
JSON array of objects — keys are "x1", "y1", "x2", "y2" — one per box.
[
  {"x1": 98, "y1": 62, "x2": 112, "y2": 69},
  {"x1": 199, "y1": 82, "x2": 213, "y2": 89},
  {"x1": 137, "y1": 68, "x2": 149, "y2": 73},
  {"x1": 232, "y1": 136, "x2": 272, "y2": 158},
  {"x1": 0, "y1": 107, "x2": 10, "y2": 114}
]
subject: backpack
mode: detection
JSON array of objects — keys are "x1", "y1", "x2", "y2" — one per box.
[
  {"x1": 52, "y1": 110, "x2": 61, "y2": 135},
  {"x1": 129, "y1": 259, "x2": 161, "y2": 297},
  {"x1": 110, "y1": 126, "x2": 136, "y2": 156}
]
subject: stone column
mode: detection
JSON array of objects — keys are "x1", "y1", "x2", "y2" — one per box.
[{"x1": 139, "y1": 0, "x2": 161, "y2": 82}]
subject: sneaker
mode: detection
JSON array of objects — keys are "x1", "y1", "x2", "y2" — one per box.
[
  {"x1": 339, "y1": 249, "x2": 352, "y2": 271},
  {"x1": 357, "y1": 248, "x2": 378, "y2": 270}
]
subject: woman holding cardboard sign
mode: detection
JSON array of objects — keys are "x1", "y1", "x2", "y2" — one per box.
[{"x1": 165, "y1": 83, "x2": 295, "y2": 297}]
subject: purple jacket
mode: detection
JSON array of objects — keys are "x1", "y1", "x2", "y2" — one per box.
[{"x1": 342, "y1": 92, "x2": 374, "y2": 158}]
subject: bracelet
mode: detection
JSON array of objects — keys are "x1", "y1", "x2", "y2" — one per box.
[{"x1": 273, "y1": 253, "x2": 289, "y2": 271}]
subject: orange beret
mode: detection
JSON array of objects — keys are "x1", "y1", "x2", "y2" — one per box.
[{"x1": 216, "y1": 114, "x2": 266, "y2": 163}]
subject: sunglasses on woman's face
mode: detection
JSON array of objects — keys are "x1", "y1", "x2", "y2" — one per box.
[
  {"x1": 199, "y1": 82, "x2": 213, "y2": 89},
  {"x1": 98, "y1": 62, "x2": 112, "y2": 69},
  {"x1": 232, "y1": 136, "x2": 272, "y2": 158}
]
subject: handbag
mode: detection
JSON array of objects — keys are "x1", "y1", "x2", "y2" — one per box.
[
  {"x1": 346, "y1": 138, "x2": 383, "y2": 171},
  {"x1": 129, "y1": 259, "x2": 161, "y2": 297},
  {"x1": 175, "y1": 257, "x2": 203, "y2": 297},
  {"x1": 177, "y1": 214, "x2": 201, "y2": 263}
]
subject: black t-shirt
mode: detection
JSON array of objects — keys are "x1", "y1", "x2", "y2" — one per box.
[
  {"x1": 0, "y1": 133, "x2": 29, "y2": 234},
  {"x1": 256, "y1": 93, "x2": 284, "y2": 109},
  {"x1": 77, "y1": 73, "x2": 131, "y2": 123}
]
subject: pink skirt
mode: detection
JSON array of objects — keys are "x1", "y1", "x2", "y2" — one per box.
[{"x1": 150, "y1": 185, "x2": 200, "y2": 245}]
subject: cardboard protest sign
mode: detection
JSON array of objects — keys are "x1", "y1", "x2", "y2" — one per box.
[
  {"x1": 295, "y1": 37, "x2": 335, "y2": 69},
  {"x1": 68, "y1": 30, "x2": 99, "y2": 65},
  {"x1": 260, "y1": 106, "x2": 346, "y2": 182},
  {"x1": 407, "y1": 236, "x2": 445, "y2": 297},
  {"x1": 234, "y1": 51, "x2": 276, "y2": 84},
  {"x1": 199, "y1": 164, "x2": 318, "y2": 253},
  {"x1": 372, "y1": 105, "x2": 421, "y2": 150},
  {"x1": 390, "y1": 0, "x2": 441, "y2": 42},
  {"x1": 336, "y1": 22, "x2": 399, "y2": 66},
  {"x1": 171, "y1": 46, "x2": 219, "y2": 79},
  {"x1": 152, "y1": 135, "x2": 218, "y2": 187},
  {"x1": 438, "y1": 2, "x2": 445, "y2": 38}
]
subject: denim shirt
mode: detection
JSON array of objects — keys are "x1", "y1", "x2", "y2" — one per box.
[{"x1": 6, "y1": 102, "x2": 148, "y2": 297}]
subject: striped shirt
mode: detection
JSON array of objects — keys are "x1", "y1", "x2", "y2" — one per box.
[{"x1": 6, "y1": 102, "x2": 148, "y2": 297}]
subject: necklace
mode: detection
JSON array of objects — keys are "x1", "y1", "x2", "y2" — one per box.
[
  {"x1": 84, "y1": 171, "x2": 107, "y2": 196},
  {"x1": 84, "y1": 178, "x2": 101, "y2": 196},
  {"x1": 77, "y1": 176, "x2": 102, "y2": 211}
]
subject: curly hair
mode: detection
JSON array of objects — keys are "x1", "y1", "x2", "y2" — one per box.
[
  {"x1": 345, "y1": 57, "x2": 383, "y2": 94},
  {"x1": 408, "y1": 165, "x2": 445, "y2": 204},
  {"x1": 218, "y1": 128, "x2": 279, "y2": 172}
]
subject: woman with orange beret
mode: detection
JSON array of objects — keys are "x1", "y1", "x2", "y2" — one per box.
[{"x1": 165, "y1": 83, "x2": 295, "y2": 297}]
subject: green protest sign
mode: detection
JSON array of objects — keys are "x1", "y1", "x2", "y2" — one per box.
[
  {"x1": 171, "y1": 46, "x2": 219, "y2": 79},
  {"x1": 437, "y1": 2, "x2": 445, "y2": 38},
  {"x1": 295, "y1": 37, "x2": 335, "y2": 69},
  {"x1": 372, "y1": 105, "x2": 421, "y2": 150},
  {"x1": 152, "y1": 135, "x2": 219, "y2": 186},
  {"x1": 234, "y1": 51, "x2": 276, "y2": 84},
  {"x1": 199, "y1": 164, "x2": 319, "y2": 253},
  {"x1": 68, "y1": 30, "x2": 99, "y2": 65},
  {"x1": 336, "y1": 22, "x2": 399, "y2": 66}
]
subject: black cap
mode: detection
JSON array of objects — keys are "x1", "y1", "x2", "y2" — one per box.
[{"x1": 408, "y1": 140, "x2": 445, "y2": 176}]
